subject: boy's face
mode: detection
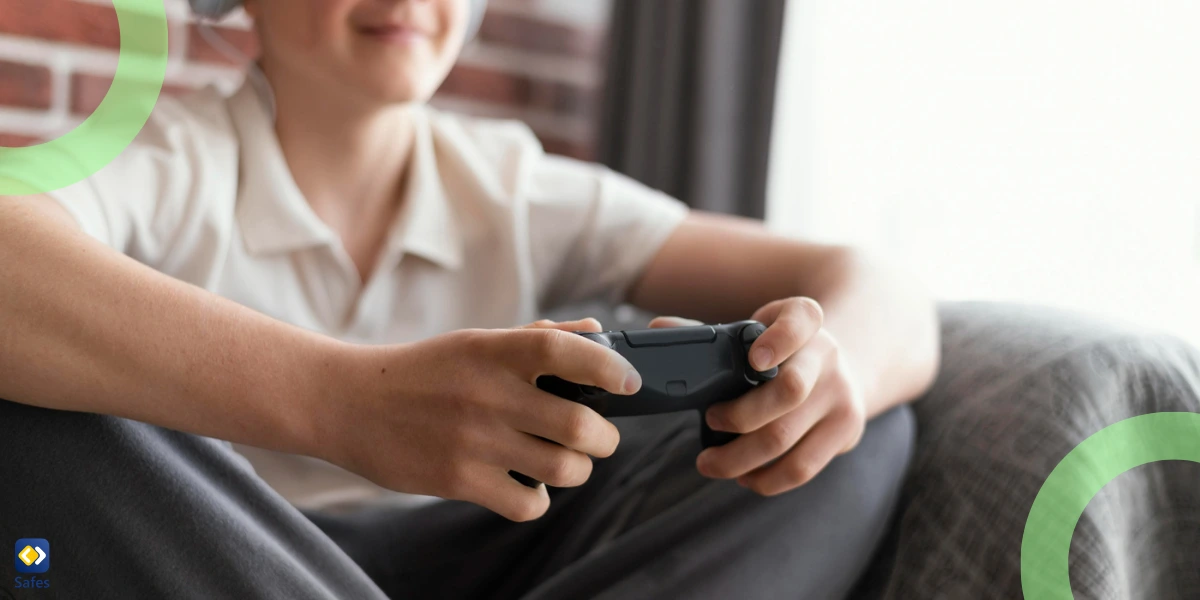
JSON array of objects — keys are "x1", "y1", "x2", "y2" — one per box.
[{"x1": 245, "y1": 0, "x2": 470, "y2": 105}]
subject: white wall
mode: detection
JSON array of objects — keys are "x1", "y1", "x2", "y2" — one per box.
[{"x1": 768, "y1": 0, "x2": 1200, "y2": 343}]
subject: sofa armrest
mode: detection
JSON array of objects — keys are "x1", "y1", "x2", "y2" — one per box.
[{"x1": 862, "y1": 301, "x2": 1200, "y2": 600}]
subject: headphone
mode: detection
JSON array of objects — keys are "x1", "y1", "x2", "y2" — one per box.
[{"x1": 187, "y1": 0, "x2": 489, "y2": 40}]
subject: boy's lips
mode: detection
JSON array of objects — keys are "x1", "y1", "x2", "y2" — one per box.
[{"x1": 358, "y1": 24, "x2": 430, "y2": 45}]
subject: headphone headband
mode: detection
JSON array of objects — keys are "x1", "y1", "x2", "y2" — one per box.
[
  {"x1": 188, "y1": 0, "x2": 241, "y2": 20},
  {"x1": 187, "y1": 0, "x2": 488, "y2": 40}
]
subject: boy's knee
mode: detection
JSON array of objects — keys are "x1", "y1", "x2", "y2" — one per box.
[
  {"x1": 851, "y1": 405, "x2": 918, "y2": 481},
  {"x1": 1018, "y1": 331, "x2": 1200, "y2": 423},
  {"x1": 797, "y1": 405, "x2": 916, "y2": 521},
  {"x1": 1085, "y1": 332, "x2": 1200, "y2": 412},
  {"x1": 0, "y1": 398, "x2": 83, "y2": 449}
]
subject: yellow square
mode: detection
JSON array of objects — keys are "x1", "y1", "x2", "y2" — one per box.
[{"x1": 17, "y1": 545, "x2": 37, "y2": 567}]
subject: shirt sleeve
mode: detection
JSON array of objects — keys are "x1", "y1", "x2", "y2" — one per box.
[
  {"x1": 528, "y1": 154, "x2": 690, "y2": 311},
  {"x1": 40, "y1": 90, "x2": 232, "y2": 266}
]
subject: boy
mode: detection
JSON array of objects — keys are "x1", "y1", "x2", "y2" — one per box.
[{"x1": 0, "y1": 0, "x2": 938, "y2": 596}]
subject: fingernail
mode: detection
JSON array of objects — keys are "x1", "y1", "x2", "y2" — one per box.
[
  {"x1": 650, "y1": 316, "x2": 678, "y2": 328},
  {"x1": 622, "y1": 369, "x2": 642, "y2": 394},
  {"x1": 752, "y1": 347, "x2": 773, "y2": 370}
]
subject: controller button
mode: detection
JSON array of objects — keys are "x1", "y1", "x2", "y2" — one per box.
[
  {"x1": 624, "y1": 326, "x2": 716, "y2": 347},
  {"x1": 578, "y1": 332, "x2": 615, "y2": 348},
  {"x1": 745, "y1": 366, "x2": 778, "y2": 384},
  {"x1": 580, "y1": 384, "x2": 606, "y2": 398},
  {"x1": 667, "y1": 380, "x2": 688, "y2": 397}
]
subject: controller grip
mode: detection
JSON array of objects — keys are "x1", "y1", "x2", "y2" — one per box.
[
  {"x1": 509, "y1": 470, "x2": 541, "y2": 488},
  {"x1": 700, "y1": 417, "x2": 739, "y2": 448}
]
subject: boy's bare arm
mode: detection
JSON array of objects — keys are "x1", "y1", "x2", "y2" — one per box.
[
  {"x1": 0, "y1": 195, "x2": 634, "y2": 520},
  {"x1": 0, "y1": 194, "x2": 345, "y2": 455},
  {"x1": 629, "y1": 211, "x2": 939, "y2": 417}
]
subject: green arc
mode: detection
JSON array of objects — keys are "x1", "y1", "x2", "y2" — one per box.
[
  {"x1": 1021, "y1": 411, "x2": 1200, "y2": 598},
  {"x1": 0, "y1": 0, "x2": 167, "y2": 196}
]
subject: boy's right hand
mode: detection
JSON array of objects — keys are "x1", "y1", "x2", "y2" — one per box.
[{"x1": 313, "y1": 319, "x2": 639, "y2": 522}]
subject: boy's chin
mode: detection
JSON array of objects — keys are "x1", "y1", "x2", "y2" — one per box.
[
  {"x1": 349, "y1": 69, "x2": 440, "y2": 105},
  {"x1": 355, "y1": 81, "x2": 436, "y2": 107}
]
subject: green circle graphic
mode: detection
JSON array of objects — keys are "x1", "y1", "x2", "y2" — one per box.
[
  {"x1": 1021, "y1": 411, "x2": 1200, "y2": 598},
  {"x1": 0, "y1": 0, "x2": 167, "y2": 196}
]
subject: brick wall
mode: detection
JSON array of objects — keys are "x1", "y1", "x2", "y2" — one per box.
[{"x1": 0, "y1": 0, "x2": 610, "y2": 160}]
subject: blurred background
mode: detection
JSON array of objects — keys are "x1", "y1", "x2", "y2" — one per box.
[
  {"x1": 1, "y1": 0, "x2": 1198, "y2": 345},
  {"x1": 0, "y1": 0, "x2": 611, "y2": 161}
]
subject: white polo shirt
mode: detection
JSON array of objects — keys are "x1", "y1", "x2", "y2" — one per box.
[{"x1": 45, "y1": 77, "x2": 689, "y2": 509}]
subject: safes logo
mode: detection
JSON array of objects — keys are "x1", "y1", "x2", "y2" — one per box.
[
  {"x1": 14, "y1": 540, "x2": 48, "y2": 574},
  {"x1": 13, "y1": 539, "x2": 50, "y2": 590}
]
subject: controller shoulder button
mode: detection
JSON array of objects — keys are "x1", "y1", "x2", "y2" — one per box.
[
  {"x1": 578, "y1": 332, "x2": 616, "y2": 349},
  {"x1": 624, "y1": 326, "x2": 717, "y2": 347}
]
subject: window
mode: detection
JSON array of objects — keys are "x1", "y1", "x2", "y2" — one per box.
[{"x1": 768, "y1": 1, "x2": 1200, "y2": 344}]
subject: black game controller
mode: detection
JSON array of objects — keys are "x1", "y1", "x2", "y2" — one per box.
[{"x1": 511, "y1": 320, "x2": 778, "y2": 487}]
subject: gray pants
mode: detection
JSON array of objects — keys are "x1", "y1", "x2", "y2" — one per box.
[{"x1": 0, "y1": 398, "x2": 914, "y2": 599}]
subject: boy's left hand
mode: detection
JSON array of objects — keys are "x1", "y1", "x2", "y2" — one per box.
[{"x1": 648, "y1": 297, "x2": 867, "y2": 496}]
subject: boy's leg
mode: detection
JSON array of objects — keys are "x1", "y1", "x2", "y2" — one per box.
[
  {"x1": 0, "y1": 398, "x2": 385, "y2": 600},
  {"x1": 308, "y1": 406, "x2": 916, "y2": 600}
]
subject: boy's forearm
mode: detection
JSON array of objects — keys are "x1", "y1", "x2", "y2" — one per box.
[
  {"x1": 0, "y1": 198, "x2": 341, "y2": 456},
  {"x1": 629, "y1": 214, "x2": 940, "y2": 416},
  {"x1": 802, "y1": 250, "x2": 941, "y2": 416}
]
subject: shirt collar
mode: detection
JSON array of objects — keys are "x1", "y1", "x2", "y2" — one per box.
[
  {"x1": 226, "y1": 78, "x2": 463, "y2": 270},
  {"x1": 387, "y1": 106, "x2": 464, "y2": 270}
]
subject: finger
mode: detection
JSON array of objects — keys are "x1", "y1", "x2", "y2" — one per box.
[
  {"x1": 696, "y1": 386, "x2": 832, "y2": 479},
  {"x1": 517, "y1": 318, "x2": 603, "y2": 333},
  {"x1": 748, "y1": 297, "x2": 825, "y2": 371},
  {"x1": 460, "y1": 465, "x2": 552, "y2": 522},
  {"x1": 706, "y1": 337, "x2": 832, "y2": 434},
  {"x1": 491, "y1": 429, "x2": 595, "y2": 488},
  {"x1": 647, "y1": 316, "x2": 704, "y2": 328},
  {"x1": 511, "y1": 328, "x2": 641, "y2": 396},
  {"x1": 736, "y1": 411, "x2": 856, "y2": 496},
  {"x1": 504, "y1": 383, "x2": 621, "y2": 457}
]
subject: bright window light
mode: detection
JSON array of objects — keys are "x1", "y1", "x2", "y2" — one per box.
[{"x1": 768, "y1": 0, "x2": 1200, "y2": 345}]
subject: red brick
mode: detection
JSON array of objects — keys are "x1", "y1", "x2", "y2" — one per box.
[
  {"x1": 0, "y1": 0, "x2": 120, "y2": 49},
  {"x1": 438, "y1": 65, "x2": 594, "y2": 116},
  {"x1": 69, "y1": 72, "x2": 198, "y2": 117},
  {"x1": 0, "y1": 0, "x2": 184, "y2": 54},
  {"x1": 477, "y1": 12, "x2": 603, "y2": 59},
  {"x1": 439, "y1": 65, "x2": 525, "y2": 105},
  {"x1": 0, "y1": 133, "x2": 42, "y2": 147},
  {"x1": 187, "y1": 23, "x2": 259, "y2": 65},
  {"x1": 0, "y1": 60, "x2": 51, "y2": 109}
]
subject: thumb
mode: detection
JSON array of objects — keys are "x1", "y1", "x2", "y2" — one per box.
[{"x1": 647, "y1": 316, "x2": 705, "y2": 329}]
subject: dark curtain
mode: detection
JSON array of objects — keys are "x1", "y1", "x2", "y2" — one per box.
[{"x1": 598, "y1": 0, "x2": 787, "y2": 219}]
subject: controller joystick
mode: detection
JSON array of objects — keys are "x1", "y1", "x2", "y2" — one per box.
[{"x1": 740, "y1": 322, "x2": 778, "y2": 384}]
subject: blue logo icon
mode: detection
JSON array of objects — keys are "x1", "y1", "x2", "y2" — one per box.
[{"x1": 14, "y1": 539, "x2": 49, "y2": 574}]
